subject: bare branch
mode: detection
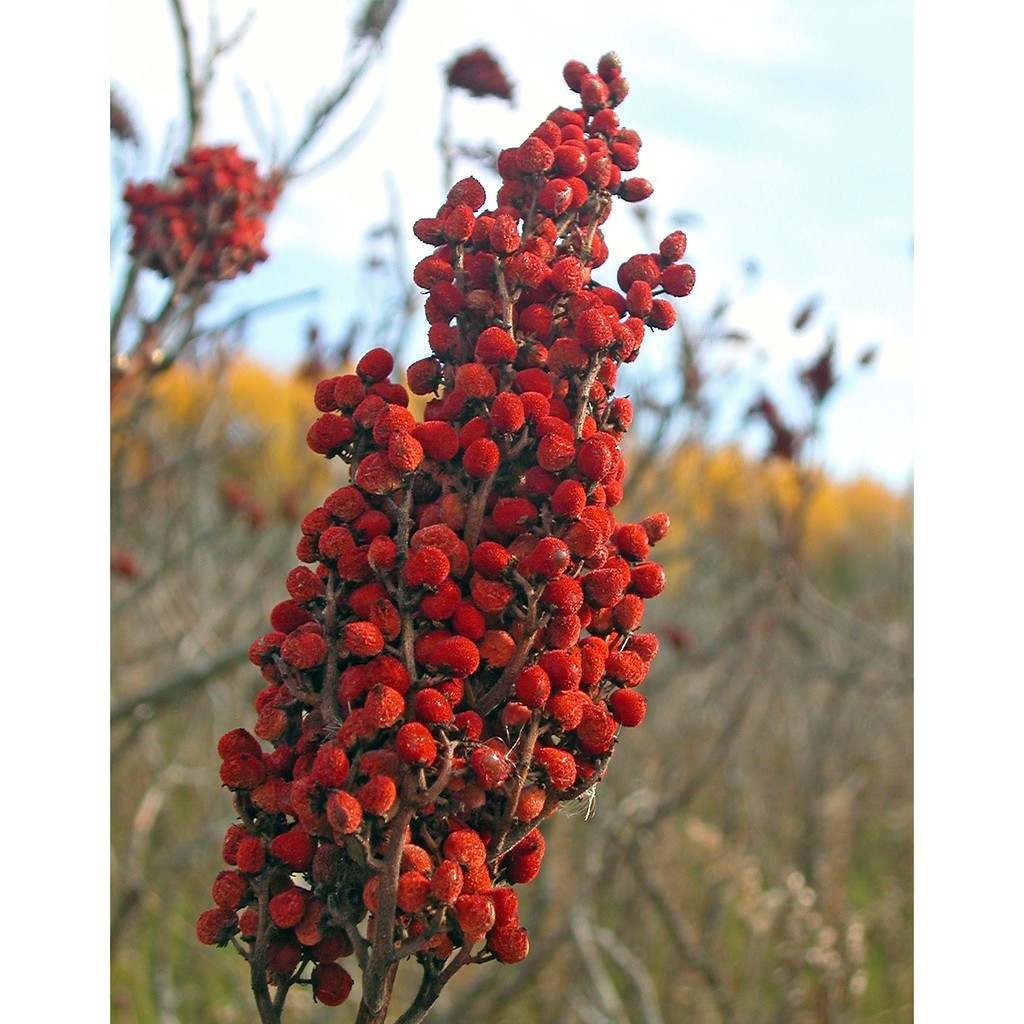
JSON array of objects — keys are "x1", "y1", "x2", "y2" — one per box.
[
  {"x1": 110, "y1": 641, "x2": 251, "y2": 725},
  {"x1": 168, "y1": 0, "x2": 202, "y2": 147}
]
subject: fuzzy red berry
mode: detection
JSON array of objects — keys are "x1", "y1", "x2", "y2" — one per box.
[
  {"x1": 648, "y1": 298, "x2": 677, "y2": 330},
  {"x1": 363, "y1": 684, "x2": 405, "y2": 728},
  {"x1": 474, "y1": 326, "x2": 517, "y2": 364},
  {"x1": 515, "y1": 785, "x2": 548, "y2": 822},
  {"x1": 219, "y1": 753, "x2": 266, "y2": 791},
  {"x1": 489, "y1": 923, "x2": 530, "y2": 963},
  {"x1": 515, "y1": 665, "x2": 551, "y2": 708},
  {"x1": 428, "y1": 634, "x2": 481, "y2": 676},
  {"x1": 270, "y1": 827, "x2": 317, "y2": 871},
  {"x1": 388, "y1": 429, "x2": 424, "y2": 472},
  {"x1": 269, "y1": 887, "x2": 308, "y2": 929},
  {"x1": 344, "y1": 621, "x2": 385, "y2": 658},
  {"x1": 357, "y1": 347, "x2": 394, "y2": 382},
  {"x1": 463, "y1": 437, "x2": 500, "y2": 478},
  {"x1": 506, "y1": 829, "x2": 545, "y2": 883},
  {"x1": 414, "y1": 421, "x2": 460, "y2": 462},
  {"x1": 661, "y1": 262, "x2": 696, "y2": 297},
  {"x1": 533, "y1": 748, "x2": 576, "y2": 789},
  {"x1": 549, "y1": 255, "x2": 584, "y2": 294},
  {"x1": 444, "y1": 829, "x2": 487, "y2": 868},
  {"x1": 211, "y1": 870, "x2": 249, "y2": 911},
  {"x1": 613, "y1": 593, "x2": 645, "y2": 632},
  {"x1": 196, "y1": 908, "x2": 239, "y2": 946},
  {"x1": 396, "y1": 871, "x2": 432, "y2": 913},
  {"x1": 235, "y1": 836, "x2": 266, "y2": 874},
  {"x1": 281, "y1": 630, "x2": 327, "y2": 669},
  {"x1": 326, "y1": 790, "x2": 363, "y2": 836},
  {"x1": 630, "y1": 561, "x2": 666, "y2": 597},
  {"x1": 217, "y1": 728, "x2": 263, "y2": 761},
  {"x1": 312, "y1": 963, "x2": 354, "y2": 1006},
  {"x1": 471, "y1": 744, "x2": 514, "y2": 789},
  {"x1": 522, "y1": 536, "x2": 571, "y2": 579},
  {"x1": 395, "y1": 722, "x2": 438, "y2": 765},
  {"x1": 575, "y1": 306, "x2": 615, "y2": 350},
  {"x1": 404, "y1": 546, "x2": 451, "y2": 588},
  {"x1": 659, "y1": 230, "x2": 687, "y2": 262},
  {"x1": 490, "y1": 391, "x2": 525, "y2": 433},
  {"x1": 430, "y1": 860, "x2": 464, "y2": 903},
  {"x1": 609, "y1": 688, "x2": 647, "y2": 726},
  {"x1": 357, "y1": 774, "x2": 398, "y2": 816},
  {"x1": 414, "y1": 688, "x2": 455, "y2": 724},
  {"x1": 455, "y1": 894, "x2": 496, "y2": 941}
]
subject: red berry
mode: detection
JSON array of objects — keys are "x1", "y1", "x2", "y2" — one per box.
[
  {"x1": 312, "y1": 963, "x2": 353, "y2": 1006},
  {"x1": 196, "y1": 907, "x2": 238, "y2": 946},
  {"x1": 661, "y1": 263, "x2": 696, "y2": 297},
  {"x1": 455, "y1": 894, "x2": 496, "y2": 941},
  {"x1": 357, "y1": 347, "x2": 394, "y2": 382},
  {"x1": 515, "y1": 665, "x2": 551, "y2": 708},
  {"x1": 534, "y1": 746, "x2": 577, "y2": 790},
  {"x1": 219, "y1": 753, "x2": 266, "y2": 791},
  {"x1": 344, "y1": 621, "x2": 385, "y2": 658},
  {"x1": 430, "y1": 860, "x2": 464, "y2": 903},
  {"x1": 396, "y1": 871, "x2": 432, "y2": 913},
  {"x1": 471, "y1": 744, "x2": 514, "y2": 789},
  {"x1": 269, "y1": 887, "x2": 307, "y2": 929},
  {"x1": 490, "y1": 391, "x2": 525, "y2": 433},
  {"x1": 609, "y1": 688, "x2": 647, "y2": 726},
  {"x1": 463, "y1": 437, "x2": 500, "y2": 477},
  {"x1": 326, "y1": 790, "x2": 363, "y2": 836},
  {"x1": 414, "y1": 421, "x2": 460, "y2": 462},
  {"x1": 404, "y1": 546, "x2": 451, "y2": 588},
  {"x1": 489, "y1": 923, "x2": 530, "y2": 963},
  {"x1": 211, "y1": 870, "x2": 249, "y2": 911},
  {"x1": 444, "y1": 829, "x2": 487, "y2": 868},
  {"x1": 270, "y1": 827, "x2": 317, "y2": 871},
  {"x1": 395, "y1": 722, "x2": 438, "y2": 765}
]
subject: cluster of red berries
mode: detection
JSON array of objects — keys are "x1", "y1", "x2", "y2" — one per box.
[
  {"x1": 123, "y1": 145, "x2": 279, "y2": 285},
  {"x1": 445, "y1": 46, "x2": 514, "y2": 101},
  {"x1": 198, "y1": 54, "x2": 694, "y2": 1011}
]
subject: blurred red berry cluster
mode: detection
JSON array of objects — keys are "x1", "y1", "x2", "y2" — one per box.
[
  {"x1": 445, "y1": 46, "x2": 514, "y2": 101},
  {"x1": 123, "y1": 145, "x2": 280, "y2": 286},
  {"x1": 198, "y1": 53, "x2": 695, "y2": 1014}
]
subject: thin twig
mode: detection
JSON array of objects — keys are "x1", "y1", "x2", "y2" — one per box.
[{"x1": 110, "y1": 641, "x2": 251, "y2": 725}]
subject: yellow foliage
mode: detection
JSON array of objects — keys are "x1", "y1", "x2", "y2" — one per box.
[
  {"x1": 147, "y1": 364, "x2": 217, "y2": 427},
  {"x1": 803, "y1": 475, "x2": 908, "y2": 563},
  {"x1": 113, "y1": 357, "x2": 342, "y2": 513},
  {"x1": 638, "y1": 442, "x2": 909, "y2": 573}
]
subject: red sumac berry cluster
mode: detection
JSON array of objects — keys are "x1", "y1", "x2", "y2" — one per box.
[
  {"x1": 445, "y1": 46, "x2": 514, "y2": 102},
  {"x1": 199, "y1": 53, "x2": 692, "y2": 1018},
  {"x1": 123, "y1": 145, "x2": 280, "y2": 285}
]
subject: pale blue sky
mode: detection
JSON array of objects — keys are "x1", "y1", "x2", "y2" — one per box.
[{"x1": 111, "y1": 0, "x2": 913, "y2": 487}]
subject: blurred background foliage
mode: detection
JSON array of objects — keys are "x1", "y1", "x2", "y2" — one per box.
[{"x1": 110, "y1": 3, "x2": 912, "y2": 1021}]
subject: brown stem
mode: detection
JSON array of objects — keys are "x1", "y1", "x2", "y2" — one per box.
[
  {"x1": 360, "y1": 796, "x2": 416, "y2": 1018},
  {"x1": 573, "y1": 354, "x2": 603, "y2": 439},
  {"x1": 493, "y1": 258, "x2": 515, "y2": 334},
  {"x1": 110, "y1": 259, "x2": 141, "y2": 352},
  {"x1": 392, "y1": 945, "x2": 475, "y2": 1024},
  {"x1": 476, "y1": 577, "x2": 542, "y2": 717},
  {"x1": 168, "y1": 0, "x2": 202, "y2": 148},
  {"x1": 355, "y1": 960, "x2": 400, "y2": 1024},
  {"x1": 321, "y1": 573, "x2": 342, "y2": 722},
  {"x1": 249, "y1": 875, "x2": 281, "y2": 1024},
  {"x1": 462, "y1": 469, "x2": 497, "y2": 552},
  {"x1": 491, "y1": 713, "x2": 541, "y2": 859},
  {"x1": 422, "y1": 736, "x2": 456, "y2": 805},
  {"x1": 394, "y1": 488, "x2": 419, "y2": 683}
]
